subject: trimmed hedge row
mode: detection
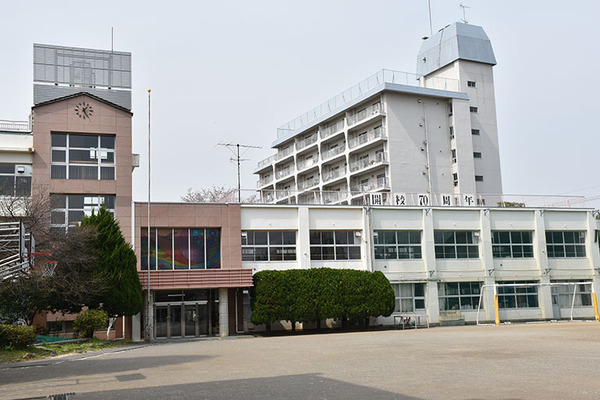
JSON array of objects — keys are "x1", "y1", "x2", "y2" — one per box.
[
  {"x1": 0, "y1": 324, "x2": 36, "y2": 349},
  {"x1": 250, "y1": 268, "x2": 395, "y2": 329}
]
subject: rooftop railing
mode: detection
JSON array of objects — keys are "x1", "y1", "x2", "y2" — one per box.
[
  {"x1": 276, "y1": 69, "x2": 458, "y2": 137},
  {"x1": 0, "y1": 120, "x2": 30, "y2": 132}
]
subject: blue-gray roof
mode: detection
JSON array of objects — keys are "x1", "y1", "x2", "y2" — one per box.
[{"x1": 417, "y1": 22, "x2": 496, "y2": 77}]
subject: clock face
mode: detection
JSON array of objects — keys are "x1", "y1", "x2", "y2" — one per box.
[{"x1": 74, "y1": 101, "x2": 94, "y2": 120}]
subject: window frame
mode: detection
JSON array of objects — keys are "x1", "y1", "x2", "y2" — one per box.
[
  {"x1": 241, "y1": 230, "x2": 297, "y2": 262},
  {"x1": 434, "y1": 231, "x2": 479, "y2": 259},
  {"x1": 309, "y1": 230, "x2": 361, "y2": 261},
  {"x1": 50, "y1": 132, "x2": 116, "y2": 180},
  {"x1": 438, "y1": 282, "x2": 482, "y2": 311},
  {"x1": 0, "y1": 163, "x2": 32, "y2": 197},
  {"x1": 393, "y1": 283, "x2": 426, "y2": 313},
  {"x1": 497, "y1": 281, "x2": 539, "y2": 309},
  {"x1": 50, "y1": 194, "x2": 115, "y2": 230},
  {"x1": 545, "y1": 231, "x2": 586, "y2": 258},
  {"x1": 374, "y1": 230, "x2": 422, "y2": 260},
  {"x1": 492, "y1": 231, "x2": 534, "y2": 258}
]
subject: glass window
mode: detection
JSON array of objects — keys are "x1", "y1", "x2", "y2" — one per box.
[
  {"x1": 310, "y1": 230, "x2": 361, "y2": 260},
  {"x1": 551, "y1": 281, "x2": 592, "y2": 308},
  {"x1": 142, "y1": 228, "x2": 221, "y2": 270},
  {"x1": 497, "y1": 281, "x2": 539, "y2": 309},
  {"x1": 545, "y1": 231, "x2": 586, "y2": 258},
  {"x1": 393, "y1": 283, "x2": 426, "y2": 313},
  {"x1": 434, "y1": 231, "x2": 479, "y2": 259},
  {"x1": 438, "y1": 282, "x2": 481, "y2": 311},
  {"x1": 492, "y1": 231, "x2": 534, "y2": 258},
  {"x1": 0, "y1": 164, "x2": 32, "y2": 197},
  {"x1": 50, "y1": 194, "x2": 115, "y2": 230},
  {"x1": 374, "y1": 230, "x2": 421, "y2": 260},
  {"x1": 50, "y1": 133, "x2": 115, "y2": 180},
  {"x1": 241, "y1": 231, "x2": 296, "y2": 262}
]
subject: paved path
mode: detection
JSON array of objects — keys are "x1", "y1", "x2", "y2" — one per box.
[{"x1": 2, "y1": 322, "x2": 600, "y2": 399}]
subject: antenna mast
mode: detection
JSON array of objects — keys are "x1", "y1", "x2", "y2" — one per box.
[
  {"x1": 218, "y1": 142, "x2": 261, "y2": 202},
  {"x1": 427, "y1": 0, "x2": 433, "y2": 36},
  {"x1": 460, "y1": 3, "x2": 470, "y2": 24}
]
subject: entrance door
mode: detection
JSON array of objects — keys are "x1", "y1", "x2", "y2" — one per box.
[
  {"x1": 155, "y1": 306, "x2": 168, "y2": 338},
  {"x1": 170, "y1": 305, "x2": 182, "y2": 337},
  {"x1": 197, "y1": 303, "x2": 209, "y2": 336},
  {"x1": 552, "y1": 294, "x2": 561, "y2": 319},
  {"x1": 184, "y1": 305, "x2": 197, "y2": 337}
]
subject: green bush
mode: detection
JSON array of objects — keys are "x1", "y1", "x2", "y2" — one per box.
[
  {"x1": 73, "y1": 309, "x2": 108, "y2": 338},
  {"x1": 0, "y1": 324, "x2": 37, "y2": 349}
]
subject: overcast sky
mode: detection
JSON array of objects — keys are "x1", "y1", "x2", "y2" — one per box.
[{"x1": 1, "y1": 1, "x2": 599, "y2": 207}]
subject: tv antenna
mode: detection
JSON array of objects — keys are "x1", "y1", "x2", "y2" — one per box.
[
  {"x1": 427, "y1": 0, "x2": 433, "y2": 36},
  {"x1": 218, "y1": 142, "x2": 262, "y2": 203},
  {"x1": 460, "y1": 3, "x2": 470, "y2": 24}
]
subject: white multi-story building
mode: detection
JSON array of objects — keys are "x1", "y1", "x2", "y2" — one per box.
[{"x1": 255, "y1": 22, "x2": 502, "y2": 207}]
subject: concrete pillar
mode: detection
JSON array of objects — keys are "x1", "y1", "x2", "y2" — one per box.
[
  {"x1": 422, "y1": 208, "x2": 439, "y2": 323},
  {"x1": 144, "y1": 293, "x2": 154, "y2": 341},
  {"x1": 219, "y1": 288, "x2": 229, "y2": 337},
  {"x1": 132, "y1": 312, "x2": 142, "y2": 341},
  {"x1": 480, "y1": 209, "x2": 495, "y2": 322}
]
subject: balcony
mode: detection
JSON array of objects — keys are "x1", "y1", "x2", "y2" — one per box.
[
  {"x1": 349, "y1": 152, "x2": 387, "y2": 173},
  {"x1": 257, "y1": 176, "x2": 273, "y2": 188},
  {"x1": 321, "y1": 120, "x2": 344, "y2": 140},
  {"x1": 296, "y1": 134, "x2": 318, "y2": 151},
  {"x1": 322, "y1": 167, "x2": 346, "y2": 183},
  {"x1": 297, "y1": 157, "x2": 318, "y2": 172},
  {"x1": 298, "y1": 177, "x2": 320, "y2": 191},
  {"x1": 275, "y1": 146, "x2": 294, "y2": 162},
  {"x1": 323, "y1": 191, "x2": 348, "y2": 204},
  {"x1": 276, "y1": 185, "x2": 296, "y2": 200},
  {"x1": 321, "y1": 144, "x2": 345, "y2": 161},
  {"x1": 351, "y1": 176, "x2": 389, "y2": 194},
  {"x1": 255, "y1": 155, "x2": 276, "y2": 172},
  {"x1": 348, "y1": 126, "x2": 386, "y2": 149},
  {"x1": 275, "y1": 167, "x2": 294, "y2": 180},
  {"x1": 348, "y1": 103, "x2": 383, "y2": 127}
]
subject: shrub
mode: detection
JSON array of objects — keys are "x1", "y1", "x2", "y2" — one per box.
[
  {"x1": 0, "y1": 324, "x2": 37, "y2": 349},
  {"x1": 73, "y1": 309, "x2": 108, "y2": 338}
]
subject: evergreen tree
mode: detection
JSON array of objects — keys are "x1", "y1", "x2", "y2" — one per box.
[{"x1": 80, "y1": 206, "x2": 143, "y2": 317}]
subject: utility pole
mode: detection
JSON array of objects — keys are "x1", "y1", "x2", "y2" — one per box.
[{"x1": 218, "y1": 142, "x2": 261, "y2": 203}]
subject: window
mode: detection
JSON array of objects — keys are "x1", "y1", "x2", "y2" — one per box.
[
  {"x1": 0, "y1": 163, "x2": 31, "y2": 196},
  {"x1": 50, "y1": 194, "x2": 115, "y2": 230},
  {"x1": 497, "y1": 281, "x2": 539, "y2": 309},
  {"x1": 241, "y1": 231, "x2": 296, "y2": 261},
  {"x1": 471, "y1": 129, "x2": 480, "y2": 135},
  {"x1": 141, "y1": 228, "x2": 221, "y2": 270},
  {"x1": 393, "y1": 283, "x2": 425, "y2": 312},
  {"x1": 470, "y1": 106, "x2": 478, "y2": 113},
  {"x1": 449, "y1": 126, "x2": 454, "y2": 139},
  {"x1": 51, "y1": 133, "x2": 115, "y2": 180},
  {"x1": 546, "y1": 231, "x2": 586, "y2": 257},
  {"x1": 492, "y1": 231, "x2": 534, "y2": 258},
  {"x1": 475, "y1": 175, "x2": 484, "y2": 182},
  {"x1": 473, "y1": 152, "x2": 482, "y2": 158},
  {"x1": 452, "y1": 173, "x2": 458, "y2": 187},
  {"x1": 467, "y1": 81, "x2": 476, "y2": 87},
  {"x1": 438, "y1": 282, "x2": 481, "y2": 311},
  {"x1": 374, "y1": 230, "x2": 421, "y2": 259},
  {"x1": 451, "y1": 149, "x2": 457, "y2": 163},
  {"x1": 434, "y1": 231, "x2": 479, "y2": 259},
  {"x1": 310, "y1": 230, "x2": 361, "y2": 260},
  {"x1": 551, "y1": 281, "x2": 592, "y2": 307}
]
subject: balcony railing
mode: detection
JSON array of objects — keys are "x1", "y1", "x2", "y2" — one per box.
[
  {"x1": 275, "y1": 167, "x2": 294, "y2": 180},
  {"x1": 256, "y1": 155, "x2": 276, "y2": 170},
  {"x1": 322, "y1": 167, "x2": 346, "y2": 183},
  {"x1": 349, "y1": 152, "x2": 387, "y2": 173},
  {"x1": 348, "y1": 126, "x2": 386, "y2": 149},
  {"x1": 297, "y1": 157, "x2": 317, "y2": 171},
  {"x1": 0, "y1": 120, "x2": 30, "y2": 132},
  {"x1": 348, "y1": 102, "x2": 383, "y2": 126},
  {"x1": 323, "y1": 191, "x2": 348, "y2": 204},
  {"x1": 296, "y1": 134, "x2": 318, "y2": 151},
  {"x1": 351, "y1": 177, "x2": 389, "y2": 194},
  {"x1": 321, "y1": 120, "x2": 344, "y2": 139},
  {"x1": 275, "y1": 147, "x2": 294, "y2": 161},
  {"x1": 298, "y1": 177, "x2": 320, "y2": 191},
  {"x1": 257, "y1": 176, "x2": 273, "y2": 187},
  {"x1": 321, "y1": 144, "x2": 345, "y2": 161},
  {"x1": 276, "y1": 186, "x2": 296, "y2": 199}
]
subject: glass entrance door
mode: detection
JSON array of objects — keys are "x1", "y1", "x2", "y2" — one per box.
[
  {"x1": 155, "y1": 306, "x2": 168, "y2": 338},
  {"x1": 185, "y1": 305, "x2": 197, "y2": 336},
  {"x1": 170, "y1": 305, "x2": 182, "y2": 337}
]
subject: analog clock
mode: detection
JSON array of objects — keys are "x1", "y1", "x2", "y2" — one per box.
[{"x1": 74, "y1": 101, "x2": 94, "y2": 120}]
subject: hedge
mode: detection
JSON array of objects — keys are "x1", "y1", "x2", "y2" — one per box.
[
  {"x1": 73, "y1": 309, "x2": 108, "y2": 338},
  {"x1": 251, "y1": 268, "x2": 395, "y2": 329},
  {"x1": 0, "y1": 324, "x2": 37, "y2": 349}
]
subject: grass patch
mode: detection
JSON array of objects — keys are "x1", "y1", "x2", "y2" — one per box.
[{"x1": 0, "y1": 338, "x2": 135, "y2": 364}]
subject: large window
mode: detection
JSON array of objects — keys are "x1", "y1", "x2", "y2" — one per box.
[
  {"x1": 0, "y1": 163, "x2": 31, "y2": 196},
  {"x1": 434, "y1": 231, "x2": 479, "y2": 259},
  {"x1": 50, "y1": 194, "x2": 115, "y2": 230},
  {"x1": 393, "y1": 283, "x2": 425, "y2": 313},
  {"x1": 492, "y1": 231, "x2": 534, "y2": 258},
  {"x1": 50, "y1": 133, "x2": 115, "y2": 180},
  {"x1": 310, "y1": 230, "x2": 361, "y2": 260},
  {"x1": 141, "y1": 228, "x2": 221, "y2": 270},
  {"x1": 551, "y1": 281, "x2": 592, "y2": 308},
  {"x1": 241, "y1": 231, "x2": 296, "y2": 261},
  {"x1": 546, "y1": 231, "x2": 586, "y2": 257},
  {"x1": 497, "y1": 281, "x2": 539, "y2": 309},
  {"x1": 374, "y1": 230, "x2": 421, "y2": 259},
  {"x1": 438, "y1": 282, "x2": 481, "y2": 311}
]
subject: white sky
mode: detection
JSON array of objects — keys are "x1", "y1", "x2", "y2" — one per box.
[{"x1": 1, "y1": 1, "x2": 599, "y2": 207}]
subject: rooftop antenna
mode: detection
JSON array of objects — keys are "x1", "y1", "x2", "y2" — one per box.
[
  {"x1": 460, "y1": 3, "x2": 470, "y2": 24},
  {"x1": 427, "y1": 0, "x2": 433, "y2": 36},
  {"x1": 218, "y1": 142, "x2": 262, "y2": 202}
]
